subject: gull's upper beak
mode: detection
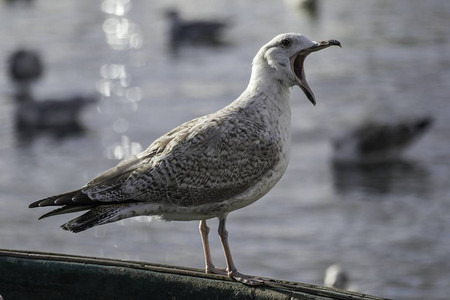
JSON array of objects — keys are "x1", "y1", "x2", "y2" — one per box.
[{"x1": 290, "y1": 39, "x2": 341, "y2": 106}]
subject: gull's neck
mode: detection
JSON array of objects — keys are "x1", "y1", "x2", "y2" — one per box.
[
  {"x1": 239, "y1": 54, "x2": 291, "y2": 105},
  {"x1": 225, "y1": 53, "x2": 292, "y2": 134}
]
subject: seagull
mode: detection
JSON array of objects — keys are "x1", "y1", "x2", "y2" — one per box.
[
  {"x1": 29, "y1": 33, "x2": 341, "y2": 285},
  {"x1": 324, "y1": 264, "x2": 349, "y2": 290},
  {"x1": 165, "y1": 9, "x2": 229, "y2": 49},
  {"x1": 332, "y1": 117, "x2": 433, "y2": 164}
]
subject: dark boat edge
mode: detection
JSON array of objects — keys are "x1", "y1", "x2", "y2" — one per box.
[{"x1": 0, "y1": 248, "x2": 390, "y2": 300}]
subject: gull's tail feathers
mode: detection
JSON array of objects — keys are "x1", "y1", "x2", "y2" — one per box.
[
  {"x1": 60, "y1": 202, "x2": 160, "y2": 233},
  {"x1": 61, "y1": 204, "x2": 130, "y2": 233},
  {"x1": 30, "y1": 189, "x2": 159, "y2": 233}
]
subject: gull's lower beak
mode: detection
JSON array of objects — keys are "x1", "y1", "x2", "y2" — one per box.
[{"x1": 291, "y1": 39, "x2": 341, "y2": 106}]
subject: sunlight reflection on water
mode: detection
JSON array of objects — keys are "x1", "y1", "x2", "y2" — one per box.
[{"x1": 98, "y1": 0, "x2": 144, "y2": 160}]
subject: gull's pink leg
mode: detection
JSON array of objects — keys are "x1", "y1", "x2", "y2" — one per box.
[
  {"x1": 217, "y1": 215, "x2": 264, "y2": 286},
  {"x1": 199, "y1": 219, "x2": 226, "y2": 275}
]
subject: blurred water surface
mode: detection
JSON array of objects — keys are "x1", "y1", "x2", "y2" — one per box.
[{"x1": 1, "y1": 1, "x2": 450, "y2": 299}]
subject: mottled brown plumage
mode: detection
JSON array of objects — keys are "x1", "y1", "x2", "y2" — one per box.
[{"x1": 30, "y1": 33, "x2": 340, "y2": 285}]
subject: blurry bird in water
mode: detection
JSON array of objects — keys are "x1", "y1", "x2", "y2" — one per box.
[
  {"x1": 30, "y1": 33, "x2": 341, "y2": 285},
  {"x1": 332, "y1": 117, "x2": 433, "y2": 164},
  {"x1": 165, "y1": 8, "x2": 229, "y2": 51},
  {"x1": 324, "y1": 264, "x2": 349, "y2": 290},
  {"x1": 7, "y1": 49, "x2": 97, "y2": 136}
]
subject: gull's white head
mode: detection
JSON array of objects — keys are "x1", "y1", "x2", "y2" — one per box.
[{"x1": 253, "y1": 33, "x2": 341, "y2": 105}]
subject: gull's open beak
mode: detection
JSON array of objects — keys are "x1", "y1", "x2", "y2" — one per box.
[{"x1": 291, "y1": 39, "x2": 341, "y2": 106}]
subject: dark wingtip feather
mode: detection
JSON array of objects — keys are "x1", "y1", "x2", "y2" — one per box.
[
  {"x1": 29, "y1": 194, "x2": 63, "y2": 208},
  {"x1": 29, "y1": 200, "x2": 41, "y2": 208},
  {"x1": 29, "y1": 190, "x2": 82, "y2": 208},
  {"x1": 54, "y1": 193, "x2": 80, "y2": 205},
  {"x1": 38, "y1": 205, "x2": 94, "y2": 220}
]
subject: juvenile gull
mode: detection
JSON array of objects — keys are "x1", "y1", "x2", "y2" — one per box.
[{"x1": 29, "y1": 33, "x2": 340, "y2": 285}]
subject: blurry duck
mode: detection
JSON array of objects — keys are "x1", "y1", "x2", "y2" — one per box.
[
  {"x1": 7, "y1": 49, "x2": 98, "y2": 136},
  {"x1": 14, "y1": 94, "x2": 96, "y2": 134},
  {"x1": 332, "y1": 117, "x2": 433, "y2": 164},
  {"x1": 299, "y1": 0, "x2": 318, "y2": 10},
  {"x1": 285, "y1": 0, "x2": 319, "y2": 18},
  {"x1": 297, "y1": 0, "x2": 319, "y2": 16},
  {"x1": 324, "y1": 264, "x2": 349, "y2": 290},
  {"x1": 299, "y1": 0, "x2": 319, "y2": 18},
  {"x1": 165, "y1": 8, "x2": 229, "y2": 50}
]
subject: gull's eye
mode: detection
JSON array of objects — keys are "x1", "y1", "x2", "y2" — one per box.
[{"x1": 280, "y1": 38, "x2": 292, "y2": 48}]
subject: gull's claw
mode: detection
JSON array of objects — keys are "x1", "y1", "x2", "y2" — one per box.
[
  {"x1": 206, "y1": 265, "x2": 228, "y2": 276},
  {"x1": 229, "y1": 271, "x2": 265, "y2": 286},
  {"x1": 206, "y1": 264, "x2": 265, "y2": 286}
]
